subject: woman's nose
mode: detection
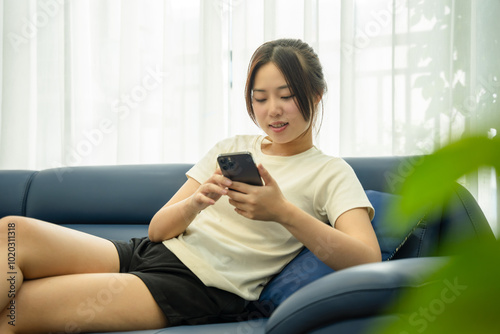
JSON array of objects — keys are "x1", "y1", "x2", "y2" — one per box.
[{"x1": 268, "y1": 97, "x2": 283, "y2": 117}]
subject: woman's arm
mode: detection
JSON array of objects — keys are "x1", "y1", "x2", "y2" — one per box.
[
  {"x1": 227, "y1": 164, "x2": 381, "y2": 270},
  {"x1": 278, "y1": 205, "x2": 381, "y2": 270},
  {"x1": 148, "y1": 169, "x2": 232, "y2": 242}
]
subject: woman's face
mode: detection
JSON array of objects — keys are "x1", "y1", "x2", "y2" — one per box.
[{"x1": 252, "y1": 62, "x2": 312, "y2": 155}]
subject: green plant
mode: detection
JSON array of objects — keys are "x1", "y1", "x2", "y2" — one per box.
[{"x1": 379, "y1": 135, "x2": 500, "y2": 333}]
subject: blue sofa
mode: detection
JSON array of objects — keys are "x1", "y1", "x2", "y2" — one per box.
[{"x1": 0, "y1": 156, "x2": 494, "y2": 333}]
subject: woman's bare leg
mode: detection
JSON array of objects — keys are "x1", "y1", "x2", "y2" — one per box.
[
  {"x1": 0, "y1": 273, "x2": 167, "y2": 333},
  {"x1": 0, "y1": 215, "x2": 167, "y2": 332},
  {"x1": 0, "y1": 216, "x2": 120, "y2": 309}
]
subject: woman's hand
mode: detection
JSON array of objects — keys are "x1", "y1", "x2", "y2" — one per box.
[
  {"x1": 227, "y1": 165, "x2": 382, "y2": 270},
  {"x1": 149, "y1": 168, "x2": 233, "y2": 242},
  {"x1": 189, "y1": 168, "x2": 233, "y2": 212},
  {"x1": 226, "y1": 164, "x2": 290, "y2": 223}
]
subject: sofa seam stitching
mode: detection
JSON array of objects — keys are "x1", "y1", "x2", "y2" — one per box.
[{"x1": 21, "y1": 171, "x2": 39, "y2": 216}]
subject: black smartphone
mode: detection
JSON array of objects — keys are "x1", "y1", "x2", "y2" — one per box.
[{"x1": 217, "y1": 152, "x2": 263, "y2": 186}]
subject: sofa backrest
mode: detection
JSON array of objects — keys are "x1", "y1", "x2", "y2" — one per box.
[
  {"x1": 1, "y1": 164, "x2": 192, "y2": 225},
  {"x1": 1, "y1": 157, "x2": 494, "y2": 258},
  {"x1": 1, "y1": 170, "x2": 37, "y2": 218}
]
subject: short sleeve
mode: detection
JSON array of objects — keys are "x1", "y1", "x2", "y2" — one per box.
[
  {"x1": 187, "y1": 138, "x2": 230, "y2": 184},
  {"x1": 314, "y1": 159, "x2": 374, "y2": 227}
]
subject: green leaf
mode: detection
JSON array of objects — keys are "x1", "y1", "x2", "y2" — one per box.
[
  {"x1": 375, "y1": 135, "x2": 500, "y2": 333},
  {"x1": 378, "y1": 238, "x2": 500, "y2": 334},
  {"x1": 398, "y1": 136, "x2": 500, "y2": 217}
]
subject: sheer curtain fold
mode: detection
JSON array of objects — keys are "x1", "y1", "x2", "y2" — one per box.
[{"x1": 0, "y1": 0, "x2": 498, "y2": 229}]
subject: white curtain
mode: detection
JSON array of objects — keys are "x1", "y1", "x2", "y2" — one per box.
[{"x1": 1, "y1": 0, "x2": 498, "y2": 230}]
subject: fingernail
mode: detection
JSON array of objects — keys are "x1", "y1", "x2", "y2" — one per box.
[{"x1": 224, "y1": 179, "x2": 232, "y2": 186}]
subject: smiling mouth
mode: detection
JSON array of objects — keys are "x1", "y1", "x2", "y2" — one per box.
[{"x1": 270, "y1": 122, "x2": 289, "y2": 128}]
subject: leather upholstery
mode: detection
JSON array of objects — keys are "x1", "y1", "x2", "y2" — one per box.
[
  {"x1": 0, "y1": 170, "x2": 37, "y2": 217},
  {"x1": 0, "y1": 157, "x2": 494, "y2": 333},
  {"x1": 25, "y1": 164, "x2": 192, "y2": 225}
]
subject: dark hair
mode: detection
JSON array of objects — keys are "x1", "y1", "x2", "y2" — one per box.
[{"x1": 245, "y1": 39, "x2": 327, "y2": 131}]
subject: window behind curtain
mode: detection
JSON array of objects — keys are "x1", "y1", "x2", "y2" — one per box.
[{"x1": 0, "y1": 0, "x2": 498, "y2": 232}]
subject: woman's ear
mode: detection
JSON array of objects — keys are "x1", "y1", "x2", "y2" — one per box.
[{"x1": 314, "y1": 93, "x2": 323, "y2": 106}]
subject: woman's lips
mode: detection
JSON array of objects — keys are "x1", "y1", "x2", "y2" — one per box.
[{"x1": 269, "y1": 122, "x2": 289, "y2": 133}]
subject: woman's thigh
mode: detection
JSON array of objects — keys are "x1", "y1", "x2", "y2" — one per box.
[
  {"x1": 0, "y1": 273, "x2": 168, "y2": 333},
  {"x1": 0, "y1": 216, "x2": 120, "y2": 279}
]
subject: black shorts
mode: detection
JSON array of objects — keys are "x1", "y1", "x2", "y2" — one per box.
[{"x1": 111, "y1": 237, "x2": 249, "y2": 327}]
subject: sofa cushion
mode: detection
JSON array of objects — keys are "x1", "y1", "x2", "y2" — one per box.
[
  {"x1": 257, "y1": 190, "x2": 422, "y2": 309},
  {"x1": 366, "y1": 190, "x2": 425, "y2": 260},
  {"x1": 255, "y1": 247, "x2": 334, "y2": 312}
]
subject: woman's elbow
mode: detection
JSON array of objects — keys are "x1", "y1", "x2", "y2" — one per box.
[
  {"x1": 148, "y1": 229, "x2": 160, "y2": 243},
  {"x1": 369, "y1": 246, "x2": 382, "y2": 263},
  {"x1": 357, "y1": 244, "x2": 382, "y2": 265},
  {"x1": 148, "y1": 218, "x2": 170, "y2": 242},
  {"x1": 148, "y1": 223, "x2": 182, "y2": 243}
]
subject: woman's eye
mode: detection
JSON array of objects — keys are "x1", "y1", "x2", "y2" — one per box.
[
  {"x1": 253, "y1": 97, "x2": 266, "y2": 103},
  {"x1": 281, "y1": 95, "x2": 295, "y2": 100}
]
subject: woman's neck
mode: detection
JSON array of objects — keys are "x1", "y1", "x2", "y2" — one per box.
[{"x1": 261, "y1": 131, "x2": 314, "y2": 157}]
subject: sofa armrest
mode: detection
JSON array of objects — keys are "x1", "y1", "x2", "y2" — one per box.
[{"x1": 265, "y1": 257, "x2": 448, "y2": 334}]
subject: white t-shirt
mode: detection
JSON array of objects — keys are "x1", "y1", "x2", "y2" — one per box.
[{"x1": 163, "y1": 135, "x2": 374, "y2": 300}]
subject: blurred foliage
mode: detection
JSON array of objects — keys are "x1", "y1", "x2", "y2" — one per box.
[
  {"x1": 399, "y1": 136, "x2": 500, "y2": 216},
  {"x1": 380, "y1": 237, "x2": 500, "y2": 334},
  {"x1": 377, "y1": 135, "x2": 500, "y2": 333}
]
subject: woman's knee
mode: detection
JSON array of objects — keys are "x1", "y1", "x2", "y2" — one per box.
[
  {"x1": 0, "y1": 216, "x2": 19, "y2": 226},
  {"x1": 0, "y1": 216, "x2": 26, "y2": 240}
]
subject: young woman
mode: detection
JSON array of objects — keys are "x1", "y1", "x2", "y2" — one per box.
[{"x1": 0, "y1": 39, "x2": 381, "y2": 333}]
